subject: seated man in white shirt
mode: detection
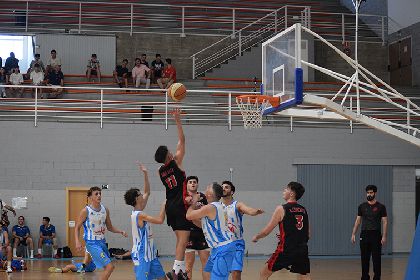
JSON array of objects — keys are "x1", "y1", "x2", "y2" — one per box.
[
  {"x1": 132, "y1": 58, "x2": 151, "y2": 89},
  {"x1": 46, "y1": 50, "x2": 62, "y2": 74},
  {"x1": 30, "y1": 64, "x2": 45, "y2": 98},
  {"x1": 8, "y1": 67, "x2": 24, "y2": 98}
]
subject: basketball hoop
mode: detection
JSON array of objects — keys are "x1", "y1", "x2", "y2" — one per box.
[{"x1": 236, "y1": 95, "x2": 280, "y2": 129}]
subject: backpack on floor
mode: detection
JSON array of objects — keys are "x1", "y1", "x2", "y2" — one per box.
[{"x1": 62, "y1": 246, "x2": 73, "y2": 258}]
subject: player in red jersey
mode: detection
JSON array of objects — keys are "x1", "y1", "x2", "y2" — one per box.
[
  {"x1": 155, "y1": 109, "x2": 192, "y2": 280},
  {"x1": 253, "y1": 182, "x2": 311, "y2": 280}
]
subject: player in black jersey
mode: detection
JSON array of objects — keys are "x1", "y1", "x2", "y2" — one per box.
[
  {"x1": 253, "y1": 182, "x2": 311, "y2": 280},
  {"x1": 155, "y1": 109, "x2": 192, "y2": 280},
  {"x1": 184, "y1": 176, "x2": 210, "y2": 280}
]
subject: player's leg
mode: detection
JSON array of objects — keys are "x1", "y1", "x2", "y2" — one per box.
[
  {"x1": 52, "y1": 238, "x2": 58, "y2": 257},
  {"x1": 101, "y1": 262, "x2": 115, "y2": 280},
  {"x1": 185, "y1": 250, "x2": 195, "y2": 279},
  {"x1": 166, "y1": 79, "x2": 174, "y2": 89},
  {"x1": 174, "y1": 230, "x2": 190, "y2": 266},
  {"x1": 86, "y1": 67, "x2": 91, "y2": 81},
  {"x1": 37, "y1": 237, "x2": 43, "y2": 256},
  {"x1": 297, "y1": 274, "x2": 311, "y2": 280},
  {"x1": 259, "y1": 264, "x2": 273, "y2": 280},
  {"x1": 211, "y1": 248, "x2": 234, "y2": 280},
  {"x1": 26, "y1": 237, "x2": 34, "y2": 258},
  {"x1": 63, "y1": 263, "x2": 77, "y2": 272},
  {"x1": 231, "y1": 240, "x2": 245, "y2": 280},
  {"x1": 4, "y1": 245, "x2": 13, "y2": 272},
  {"x1": 13, "y1": 237, "x2": 20, "y2": 257},
  {"x1": 150, "y1": 258, "x2": 166, "y2": 280},
  {"x1": 198, "y1": 249, "x2": 210, "y2": 280}
]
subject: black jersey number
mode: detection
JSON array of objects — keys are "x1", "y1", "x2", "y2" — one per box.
[
  {"x1": 295, "y1": 215, "x2": 304, "y2": 230},
  {"x1": 165, "y1": 175, "x2": 178, "y2": 189}
]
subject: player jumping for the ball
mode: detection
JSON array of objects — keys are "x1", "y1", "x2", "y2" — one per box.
[{"x1": 155, "y1": 108, "x2": 192, "y2": 280}]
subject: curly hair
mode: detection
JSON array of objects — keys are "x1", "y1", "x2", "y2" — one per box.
[{"x1": 124, "y1": 188, "x2": 140, "y2": 207}]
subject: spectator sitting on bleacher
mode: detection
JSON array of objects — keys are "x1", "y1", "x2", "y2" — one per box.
[
  {"x1": 132, "y1": 58, "x2": 151, "y2": 89},
  {"x1": 12, "y1": 216, "x2": 34, "y2": 259},
  {"x1": 46, "y1": 65, "x2": 64, "y2": 98},
  {"x1": 30, "y1": 64, "x2": 45, "y2": 98},
  {"x1": 46, "y1": 50, "x2": 62, "y2": 73},
  {"x1": 140, "y1": 53, "x2": 149, "y2": 67},
  {"x1": 0, "y1": 226, "x2": 13, "y2": 273},
  {"x1": 157, "y1": 58, "x2": 176, "y2": 89},
  {"x1": 36, "y1": 217, "x2": 58, "y2": 259},
  {"x1": 113, "y1": 59, "x2": 129, "y2": 88},
  {"x1": 8, "y1": 67, "x2": 24, "y2": 98},
  {"x1": 4, "y1": 52, "x2": 19, "y2": 76},
  {"x1": 151, "y1": 54, "x2": 164, "y2": 83},
  {"x1": 86, "y1": 53, "x2": 101, "y2": 82},
  {"x1": 27, "y1": 54, "x2": 45, "y2": 76},
  {"x1": 0, "y1": 67, "x2": 7, "y2": 98}
]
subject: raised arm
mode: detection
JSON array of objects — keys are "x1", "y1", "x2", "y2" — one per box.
[
  {"x1": 173, "y1": 108, "x2": 185, "y2": 168},
  {"x1": 4, "y1": 204, "x2": 16, "y2": 216},
  {"x1": 74, "y1": 207, "x2": 88, "y2": 252},
  {"x1": 351, "y1": 216, "x2": 362, "y2": 244},
  {"x1": 105, "y1": 208, "x2": 128, "y2": 237},
  {"x1": 137, "y1": 162, "x2": 150, "y2": 204},
  {"x1": 138, "y1": 201, "x2": 166, "y2": 225},
  {"x1": 237, "y1": 201, "x2": 264, "y2": 216},
  {"x1": 252, "y1": 206, "x2": 284, "y2": 242}
]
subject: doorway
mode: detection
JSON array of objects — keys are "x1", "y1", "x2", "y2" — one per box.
[
  {"x1": 389, "y1": 37, "x2": 412, "y2": 86},
  {"x1": 66, "y1": 187, "x2": 89, "y2": 257}
]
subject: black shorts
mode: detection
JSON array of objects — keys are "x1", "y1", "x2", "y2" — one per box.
[
  {"x1": 166, "y1": 200, "x2": 194, "y2": 231},
  {"x1": 267, "y1": 244, "x2": 310, "y2": 275},
  {"x1": 186, "y1": 230, "x2": 209, "y2": 251}
]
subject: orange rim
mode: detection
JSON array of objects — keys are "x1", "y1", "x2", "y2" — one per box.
[{"x1": 236, "y1": 95, "x2": 280, "y2": 107}]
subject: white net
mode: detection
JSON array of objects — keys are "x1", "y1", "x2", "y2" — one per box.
[{"x1": 236, "y1": 97, "x2": 271, "y2": 129}]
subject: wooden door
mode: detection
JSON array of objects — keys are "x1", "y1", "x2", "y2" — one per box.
[
  {"x1": 66, "y1": 187, "x2": 89, "y2": 257},
  {"x1": 388, "y1": 41, "x2": 399, "y2": 85}
]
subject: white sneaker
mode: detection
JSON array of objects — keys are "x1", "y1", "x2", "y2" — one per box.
[
  {"x1": 30, "y1": 255, "x2": 34, "y2": 259},
  {"x1": 6, "y1": 267, "x2": 12, "y2": 273}
]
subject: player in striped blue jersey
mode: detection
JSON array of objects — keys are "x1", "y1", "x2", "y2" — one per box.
[
  {"x1": 75, "y1": 186, "x2": 128, "y2": 280},
  {"x1": 221, "y1": 181, "x2": 264, "y2": 280},
  {"x1": 186, "y1": 183, "x2": 235, "y2": 280},
  {"x1": 124, "y1": 163, "x2": 166, "y2": 280}
]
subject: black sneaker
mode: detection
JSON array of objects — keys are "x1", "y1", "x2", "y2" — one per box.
[
  {"x1": 118, "y1": 82, "x2": 123, "y2": 88},
  {"x1": 177, "y1": 270, "x2": 189, "y2": 280},
  {"x1": 166, "y1": 270, "x2": 175, "y2": 280}
]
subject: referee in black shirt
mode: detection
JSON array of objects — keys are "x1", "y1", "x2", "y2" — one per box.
[{"x1": 351, "y1": 185, "x2": 388, "y2": 280}]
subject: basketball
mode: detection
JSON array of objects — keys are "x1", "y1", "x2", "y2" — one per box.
[{"x1": 167, "y1": 83, "x2": 187, "y2": 102}]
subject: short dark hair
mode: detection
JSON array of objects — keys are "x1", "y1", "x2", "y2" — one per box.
[
  {"x1": 124, "y1": 188, "x2": 140, "y2": 207},
  {"x1": 122, "y1": 59, "x2": 128, "y2": 63},
  {"x1": 35, "y1": 53, "x2": 40, "y2": 58},
  {"x1": 92, "y1": 53, "x2": 97, "y2": 57},
  {"x1": 87, "y1": 186, "x2": 101, "y2": 197},
  {"x1": 34, "y1": 63, "x2": 40, "y2": 68},
  {"x1": 156, "y1": 53, "x2": 161, "y2": 57},
  {"x1": 222, "y1": 180, "x2": 235, "y2": 193},
  {"x1": 141, "y1": 54, "x2": 146, "y2": 57},
  {"x1": 288, "y1": 181, "x2": 305, "y2": 200},
  {"x1": 51, "y1": 49, "x2": 56, "y2": 54},
  {"x1": 186, "y1": 176, "x2": 199, "y2": 183},
  {"x1": 43, "y1": 217, "x2": 50, "y2": 223},
  {"x1": 154, "y1": 145, "x2": 168, "y2": 163},
  {"x1": 18, "y1": 216, "x2": 24, "y2": 220},
  {"x1": 365, "y1": 185, "x2": 377, "y2": 193},
  {"x1": 212, "y1": 182, "x2": 224, "y2": 200},
  {"x1": 135, "y1": 57, "x2": 140, "y2": 62},
  {"x1": 166, "y1": 58, "x2": 172, "y2": 64}
]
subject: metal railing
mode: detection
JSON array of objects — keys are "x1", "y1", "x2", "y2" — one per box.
[
  {"x1": 191, "y1": 5, "x2": 388, "y2": 79},
  {"x1": 0, "y1": 0, "x2": 276, "y2": 36},
  {"x1": 1, "y1": 84, "x2": 418, "y2": 132}
]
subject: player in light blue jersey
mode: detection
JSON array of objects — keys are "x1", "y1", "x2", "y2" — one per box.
[
  {"x1": 221, "y1": 181, "x2": 264, "y2": 280},
  {"x1": 124, "y1": 162, "x2": 166, "y2": 280},
  {"x1": 186, "y1": 182, "x2": 235, "y2": 280},
  {"x1": 75, "y1": 186, "x2": 128, "y2": 280},
  {"x1": 48, "y1": 251, "x2": 96, "y2": 273}
]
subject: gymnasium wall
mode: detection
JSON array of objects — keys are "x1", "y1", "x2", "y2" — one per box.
[{"x1": 0, "y1": 121, "x2": 419, "y2": 255}]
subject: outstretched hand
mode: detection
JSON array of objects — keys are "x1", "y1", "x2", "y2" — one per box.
[
  {"x1": 173, "y1": 108, "x2": 182, "y2": 123},
  {"x1": 255, "y1": 209, "x2": 265, "y2": 215},
  {"x1": 136, "y1": 161, "x2": 147, "y2": 173}
]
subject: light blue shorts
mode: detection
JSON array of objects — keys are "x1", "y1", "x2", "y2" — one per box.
[
  {"x1": 204, "y1": 242, "x2": 236, "y2": 280},
  {"x1": 74, "y1": 261, "x2": 96, "y2": 272},
  {"x1": 85, "y1": 240, "x2": 111, "y2": 269},
  {"x1": 134, "y1": 258, "x2": 165, "y2": 280},
  {"x1": 231, "y1": 239, "x2": 245, "y2": 272}
]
